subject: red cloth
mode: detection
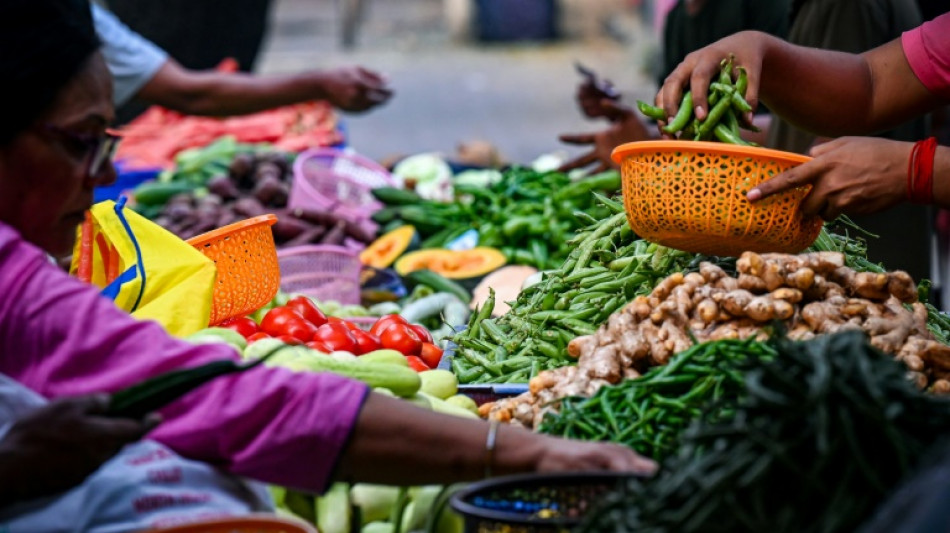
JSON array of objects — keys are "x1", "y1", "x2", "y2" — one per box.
[{"x1": 902, "y1": 13, "x2": 950, "y2": 100}]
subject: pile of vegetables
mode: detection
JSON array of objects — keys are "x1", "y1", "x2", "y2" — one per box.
[
  {"x1": 636, "y1": 55, "x2": 756, "y2": 145},
  {"x1": 486, "y1": 249, "x2": 950, "y2": 427},
  {"x1": 538, "y1": 338, "x2": 773, "y2": 461},
  {"x1": 581, "y1": 331, "x2": 950, "y2": 533},
  {"x1": 449, "y1": 197, "x2": 725, "y2": 385},
  {"x1": 134, "y1": 141, "x2": 375, "y2": 247},
  {"x1": 370, "y1": 168, "x2": 621, "y2": 269},
  {"x1": 116, "y1": 100, "x2": 341, "y2": 169}
]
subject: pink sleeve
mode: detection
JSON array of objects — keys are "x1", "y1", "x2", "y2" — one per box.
[
  {"x1": 0, "y1": 223, "x2": 367, "y2": 493},
  {"x1": 902, "y1": 13, "x2": 950, "y2": 100}
]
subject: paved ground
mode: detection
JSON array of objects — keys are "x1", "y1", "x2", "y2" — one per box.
[{"x1": 257, "y1": 0, "x2": 658, "y2": 165}]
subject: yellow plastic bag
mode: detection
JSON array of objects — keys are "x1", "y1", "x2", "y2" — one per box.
[{"x1": 70, "y1": 199, "x2": 217, "y2": 337}]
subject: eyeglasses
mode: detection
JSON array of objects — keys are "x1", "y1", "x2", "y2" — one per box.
[{"x1": 41, "y1": 124, "x2": 121, "y2": 178}]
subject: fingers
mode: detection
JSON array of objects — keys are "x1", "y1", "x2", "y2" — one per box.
[
  {"x1": 743, "y1": 65, "x2": 761, "y2": 115},
  {"x1": 558, "y1": 133, "x2": 597, "y2": 146},
  {"x1": 747, "y1": 159, "x2": 825, "y2": 203},
  {"x1": 558, "y1": 151, "x2": 599, "y2": 172},
  {"x1": 68, "y1": 393, "x2": 111, "y2": 415},
  {"x1": 689, "y1": 67, "x2": 715, "y2": 122},
  {"x1": 605, "y1": 445, "x2": 658, "y2": 475},
  {"x1": 357, "y1": 67, "x2": 386, "y2": 85}
]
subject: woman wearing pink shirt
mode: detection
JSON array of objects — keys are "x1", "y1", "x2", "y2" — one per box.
[
  {"x1": 655, "y1": 12, "x2": 950, "y2": 221},
  {"x1": 0, "y1": 0, "x2": 653, "y2": 530}
]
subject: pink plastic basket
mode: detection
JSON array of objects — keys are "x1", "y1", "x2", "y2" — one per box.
[
  {"x1": 290, "y1": 148, "x2": 398, "y2": 223},
  {"x1": 277, "y1": 245, "x2": 363, "y2": 305}
]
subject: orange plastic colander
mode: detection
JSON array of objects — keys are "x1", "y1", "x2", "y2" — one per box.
[
  {"x1": 146, "y1": 514, "x2": 317, "y2": 533},
  {"x1": 611, "y1": 140, "x2": 823, "y2": 257},
  {"x1": 187, "y1": 214, "x2": 280, "y2": 326}
]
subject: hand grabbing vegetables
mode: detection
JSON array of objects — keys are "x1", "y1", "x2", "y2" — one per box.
[
  {"x1": 316, "y1": 66, "x2": 393, "y2": 113},
  {"x1": 747, "y1": 137, "x2": 915, "y2": 219}
]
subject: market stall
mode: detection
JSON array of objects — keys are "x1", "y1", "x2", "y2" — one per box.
[{"x1": 95, "y1": 59, "x2": 950, "y2": 533}]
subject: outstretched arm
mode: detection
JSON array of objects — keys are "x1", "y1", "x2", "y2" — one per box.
[
  {"x1": 136, "y1": 60, "x2": 393, "y2": 116},
  {"x1": 656, "y1": 32, "x2": 943, "y2": 138}
]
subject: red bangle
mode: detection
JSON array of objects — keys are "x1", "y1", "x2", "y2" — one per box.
[{"x1": 908, "y1": 137, "x2": 939, "y2": 204}]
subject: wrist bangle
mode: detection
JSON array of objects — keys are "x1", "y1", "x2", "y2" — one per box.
[
  {"x1": 485, "y1": 419, "x2": 500, "y2": 479},
  {"x1": 908, "y1": 137, "x2": 939, "y2": 204}
]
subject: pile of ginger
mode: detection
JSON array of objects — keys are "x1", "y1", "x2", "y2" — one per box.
[{"x1": 482, "y1": 251, "x2": 950, "y2": 428}]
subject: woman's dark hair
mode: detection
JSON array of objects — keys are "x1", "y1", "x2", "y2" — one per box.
[{"x1": 0, "y1": 0, "x2": 100, "y2": 144}]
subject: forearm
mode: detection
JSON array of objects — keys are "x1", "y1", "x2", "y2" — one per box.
[
  {"x1": 757, "y1": 36, "x2": 940, "y2": 137},
  {"x1": 138, "y1": 62, "x2": 329, "y2": 116},
  {"x1": 335, "y1": 393, "x2": 542, "y2": 486},
  {"x1": 755, "y1": 34, "x2": 876, "y2": 136}
]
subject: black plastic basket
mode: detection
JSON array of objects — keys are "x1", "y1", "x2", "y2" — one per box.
[{"x1": 450, "y1": 472, "x2": 627, "y2": 533}]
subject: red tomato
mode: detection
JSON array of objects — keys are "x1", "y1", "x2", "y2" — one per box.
[
  {"x1": 350, "y1": 329, "x2": 382, "y2": 355},
  {"x1": 370, "y1": 314, "x2": 408, "y2": 337},
  {"x1": 287, "y1": 296, "x2": 328, "y2": 327},
  {"x1": 328, "y1": 317, "x2": 362, "y2": 332},
  {"x1": 380, "y1": 324, "x2": 423, "y2": 356},
  {"x1": 220, "y1": 317, "x2": 259, "y2": 339},
  {"x1": 405, "y1": 355, "x2": 431, "y2": 373},
  {"x1": 261, "y1": 308, "x2": 317, "y2": 342},
  {"x1": 246, "y1": 332, "x2": 271, "y2": 344},
  {"x1": 277, "y1": 335, "x2": 304, "y2": 346},
  {"x1": 419, "y1": 342, "x2": 444, "y2": 369},
  {"x1": 261, "y1": 308, "x2": 306, "y2": 337},
  {"x1": 306, "y1": 340, "x2": 334, "y2": 353},
  {"x1": 409, "y1": 324, "x2": 434, "y2": 344},
  {"x1": 313, "y1": 323, "x2": 358, "y2": 353}
]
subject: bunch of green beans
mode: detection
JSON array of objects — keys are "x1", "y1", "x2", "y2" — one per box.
[
  {"x1": 581, "y1": 330, "x2": 950, "y2": 533},
  {"x1": 539, "y1": 337, "x2": 774, "y2": 461},
  {"x1": 637, "y1": 55, "x2": 757, "y2": 145},
  {"x1": 449, "y1": 195, "x2": 703, "y2": 385}
]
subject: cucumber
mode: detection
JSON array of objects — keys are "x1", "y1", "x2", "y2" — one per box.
[
  {"x1": 277, "y1": 350, "x2": 421, "y2": 397},
  {"x1": 372, "y1": 187, "x2": 424, "y2": 206},
  {"x1": 133, "y1": 181, "x2": 195, "y2": 206},
  {"x1": 401, "y1": 293, "x2": 462, "y2": 324},
  {"x1": 404, "y1": 270, "x2": 472, "y2": 304}
]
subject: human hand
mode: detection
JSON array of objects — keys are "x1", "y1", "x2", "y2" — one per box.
[
  {"x1": 318, "y1": 67, "x2": 393, "y2": 112},
  {"x1": 534, "y1": 435, "x2": 657, "y2": 475},
  {"x1": 577, "y1": 79, "x2": 623, "y2": 121},
  {"x1": 656, "y1": 31, "x2": 772, "y2": 132},
  {"x1": 559, "y1": 104, "x2": 649, "y2": 173},
  {"x1": 0, "y1": 394, "x2": 159, "y2": 501},
  {"x1": 747, "y1": 137, "x2": 912, "y2": 220}
]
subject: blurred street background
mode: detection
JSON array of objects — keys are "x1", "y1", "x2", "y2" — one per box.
[{"x1": 254, "y1": 0, "x2": 659, "y2": 164}]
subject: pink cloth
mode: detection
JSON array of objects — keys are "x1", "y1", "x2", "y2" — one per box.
[
  {"x1": 0, "y1": 221, "x2": 367, "y2": 494},
  {"x1": 902, "y1": 13, "x2": 950, "y2": 100}
]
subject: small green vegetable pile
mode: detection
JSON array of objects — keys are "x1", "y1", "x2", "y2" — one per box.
[
  {"x1": 539, "y1": 337, "x2": 774, "y2": 461},
  {"x1": 371, "y1": 168, "x2": 621, "y2": 269},
  {"x1": 637, "y1": 55, "x2": 757, "y2": 145},
  {"x1": 450, "y1": 197, "x2": 713, "y2": 384},
  {"x1": 582, "y1": 330, "x2": 950, "y2": 533}
]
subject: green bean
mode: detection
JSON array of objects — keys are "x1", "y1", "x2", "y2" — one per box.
[
  {"x1": 661, "y1": 91, "x2": 694, "y2": 134},
  {"x1": 713, "y1": 123, "x2": 750, "y2": 145},
  {"x1": 698, "y1": 94, "x2": 734, "y2": 137},
  {"x1": 637, "y1": 100, "x2": 666, "y2": 121}
]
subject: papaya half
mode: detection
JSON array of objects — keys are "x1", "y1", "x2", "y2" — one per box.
[
  {"x1": 359, "y1": 225, "x2": 418, "y2": 269},
  {"x1": 394, "y1": 247, "x2": 507, "y2": 290}
]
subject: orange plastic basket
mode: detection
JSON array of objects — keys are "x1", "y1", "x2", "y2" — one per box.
[
  {"x1": 147, "y1": 514, "x2": 317, "y2": 533},
  {"x1": 612, "y1": 140, "x2": 823, "y2": 257},
  {"x1": 187, "y1": 215, "x2": 280, "y2": 326}
]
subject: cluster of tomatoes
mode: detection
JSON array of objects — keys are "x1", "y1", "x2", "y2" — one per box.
[{"x1": 219, "y1": 296, "x2": 444, "y2": 372}]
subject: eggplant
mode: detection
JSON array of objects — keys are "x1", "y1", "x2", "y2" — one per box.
[
  {"x1": 229, "y1": 153, "x2": 254, "y2": 182},
  {"x1": 271, "y1": 216, "x2": 311, "y2": 242},
  {"x1": 207, "y1": 175, "x2": 241, "y2": 201},
  {"x1": 253, "y1": 175, "x2": 286, "y2": 206},
  {"x1": 216, "y1": 210, "x2": 240, "y2": 229},
  {"x1": 165, "y1": 203, "x2": 194, "y2": 223},
  {"x1": 319, "y1": 220, "x2": 347, "y2": 246},
  {"x1": 289, "y1": 207, "x2": 374, "y2": 243},
  {"x1": 232, "y1": 197, "x2": 266, "y2": 218},
  {"x1": 254, "y1": 161, "x2": 282, "y2": 183},
  {"x1": 283, "y1": 225, "x2": 327, "y2": 248}
]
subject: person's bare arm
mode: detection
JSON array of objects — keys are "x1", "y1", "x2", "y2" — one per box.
[
  {"x1": 136, "y1": 60, "x2": 392, "y2": 116},
  {"x1": 334, "y1": 393, "x2": 656, "y2": 486},
  {"x1": 657, "y1": 32, "x2": 943, "y2": 138}
]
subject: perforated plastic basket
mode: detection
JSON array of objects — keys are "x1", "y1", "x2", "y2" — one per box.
[
  {"x1": 290, "y1": 148, "x2": 398, "y2": 222},
  {"x1": 187, "y1": 215, "x2": 280, "y2": 326},
  {"x1": 451, "y1": 473, "x2": 627, "y2": 533},
  {"x1": 277, "y1": 245, "x2": 363, "y2": 305},
  {"x1": 612, "y1": 141, "x2": 823, "y2": 257}
]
